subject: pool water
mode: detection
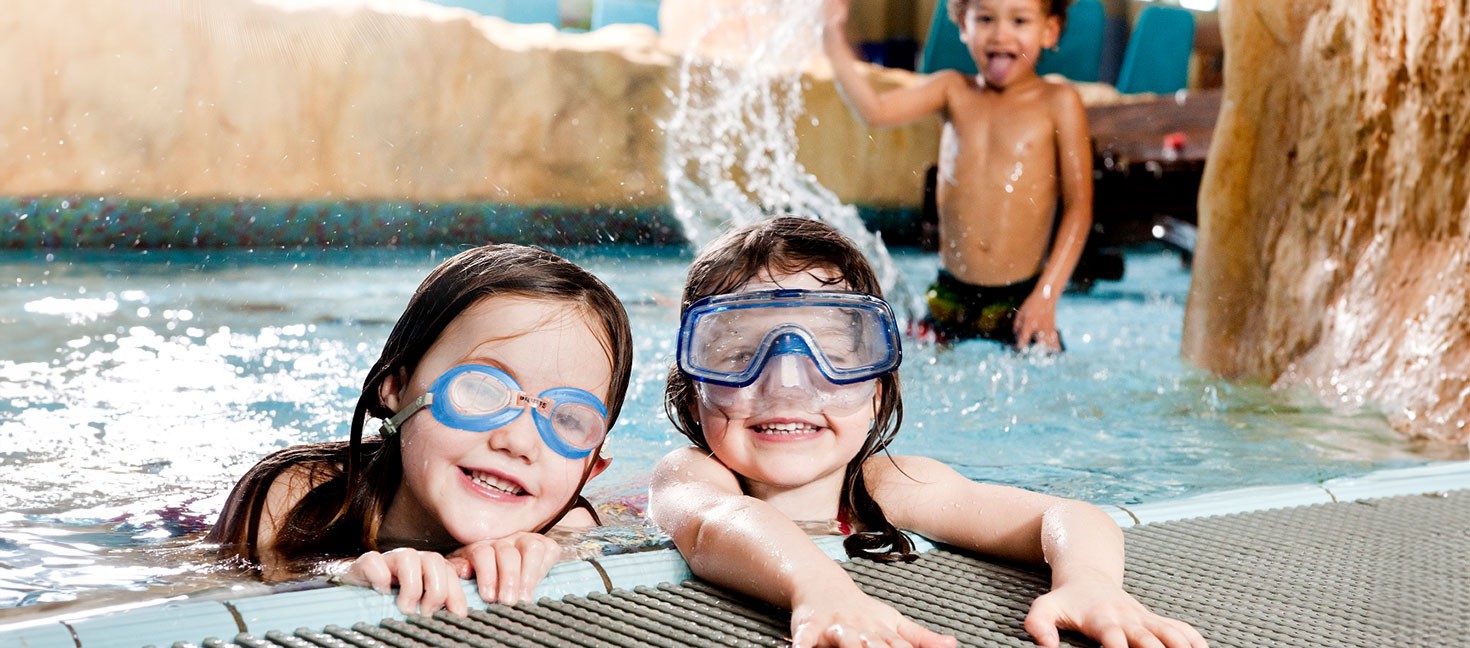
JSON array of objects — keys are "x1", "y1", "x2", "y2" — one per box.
[{"x1": 0, "y1": 244, "x2": 1459, "y2": 611}]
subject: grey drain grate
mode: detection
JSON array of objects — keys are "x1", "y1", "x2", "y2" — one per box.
[{"x1": 185, "y1": 490, "x2": 1470, "y2": 647}]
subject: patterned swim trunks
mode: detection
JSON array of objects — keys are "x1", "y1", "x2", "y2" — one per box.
[{"x1": 913, "y1": 270, "x2": 1047, "y2": 347}]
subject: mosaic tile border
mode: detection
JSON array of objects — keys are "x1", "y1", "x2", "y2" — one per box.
[{"x1": 1, "y1": 197, "x2": 924, "y2": 249}]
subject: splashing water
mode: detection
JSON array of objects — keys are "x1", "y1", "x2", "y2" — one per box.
[{"x1": 661, "y1": 0, "x2": 907, "y2": 309}]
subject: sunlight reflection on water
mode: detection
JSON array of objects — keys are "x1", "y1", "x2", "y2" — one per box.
[{"x1": 0, "y1": 246, "x2": 1460, "y2": 610}]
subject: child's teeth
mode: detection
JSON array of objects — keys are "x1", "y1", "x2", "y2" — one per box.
[
  {"x1": 470, "y1": 471, "x2": 522, "y2": 494},
  {"x1": 760, "y1": 422, "x2": 815, "y2": 434}
]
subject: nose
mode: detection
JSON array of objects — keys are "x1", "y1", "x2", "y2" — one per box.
[
  {"x1": 755, "y1": 353, "x2": 819, "y2": 400},
  {"x1": 485, "y1": 407, "x2": 540, "y2": 462}
]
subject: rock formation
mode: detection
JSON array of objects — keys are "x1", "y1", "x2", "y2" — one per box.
[
  {"x1": 0, "y1": 0, "x2": 936, "y2": 210},
  {"x1": 1184, "y1": 0, "x2": 1469, "y2": 443}
]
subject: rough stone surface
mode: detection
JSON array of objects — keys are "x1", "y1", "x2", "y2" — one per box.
[
  {"x1": 0, "y1": 0, "x2": 938, "y2": 208},
  {"x1": 1184, "y1": 0, "x2": 1469, "y2": 443}
]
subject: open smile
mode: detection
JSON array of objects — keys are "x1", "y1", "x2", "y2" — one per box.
[
  {"x1": 460, "y1": 467, "x2": 529, "y2": 498},
  {"x1": 750, "y1": 420, "x2": 827, "y2": 440}
]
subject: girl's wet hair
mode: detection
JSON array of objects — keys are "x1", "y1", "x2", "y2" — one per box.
[
  {"x1": 948, "y1": 0, "x2": 1072, "y2": 29},
  {"x1": 664, "y1": 216, "x2": 915, "y2": 563},
  {"x1": 208, "y1": 244, "x2": 634, "y2": 568}
]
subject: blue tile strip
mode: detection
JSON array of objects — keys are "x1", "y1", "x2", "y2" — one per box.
[{"x1": 0, "y1": 197, "x2": 924, "y2": 249}]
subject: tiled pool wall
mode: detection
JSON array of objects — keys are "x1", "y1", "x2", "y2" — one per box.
[
  {"x1": 0, "y1": 197, "x2": 927, "y2": 249},
  {"x1": 4, "y1": 462, "x2": 1466, "y2": 647}
]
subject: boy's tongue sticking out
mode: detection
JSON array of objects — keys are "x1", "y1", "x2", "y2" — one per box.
[{"x1": 985, "y1": 53, "x2": 1016, "y2": 86}]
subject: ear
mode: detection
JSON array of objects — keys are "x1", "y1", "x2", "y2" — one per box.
[
  {"x1": 1043, "y1": 15, "x2": 1062, "y2": 50},
  {"x1": 587, "y1": 453, "x2": 612, "y2": 480},
  {"x1": 379, "y1": 368, "x2": 407, "y2": 412}
]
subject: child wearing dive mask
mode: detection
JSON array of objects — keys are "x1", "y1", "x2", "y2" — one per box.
[
  {"x1": 651, "y1": 217, "x2": 1206, "y2": 648},
  {"x1": 208, "y1": 244, "x2": 633, "y2": 616}
]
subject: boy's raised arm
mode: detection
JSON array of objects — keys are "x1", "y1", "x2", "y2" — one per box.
[
  {"x1": 821, "y1": 0, "x2": 953, "y2": 128},
  {"x1": 649, "y1": 448, "x2": 955, "y2": 648}
]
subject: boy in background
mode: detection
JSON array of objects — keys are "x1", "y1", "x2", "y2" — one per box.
[{"x1": 823, "y1": 0, "x2": 1092, "y2": 351}]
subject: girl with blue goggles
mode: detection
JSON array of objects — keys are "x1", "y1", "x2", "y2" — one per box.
[
  {"x1": 677, "y1": 288, "x2": 902, "y2": 415},
  {"x1": 381, "y1": 364, "x2": 609, "y2": 460}
]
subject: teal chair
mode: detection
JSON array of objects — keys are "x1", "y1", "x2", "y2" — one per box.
[
  {"x1": 591, "y1": 0, "x2": 659, "y2": 30},
  {"x1": 434, "y1": 0, "x2": 560, "y2": 25},
  {"x1": 918, "y1": 4, "x2": 976, "y2": 75},
  {"x1": 920, "y1": 0, "x2": 1104, "y2": 82},
  {"x1": 1115, "y1": 5, "x2": 1195, "y2": 94},
  {"x1": 1035, "y1": 0, "x2": 1104, "y2": 82}
]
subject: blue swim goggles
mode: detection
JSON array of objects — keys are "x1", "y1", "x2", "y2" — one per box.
[
  {"x1": 678, "y1": 289, "x2": 902, "y2": 389},
  {"x1": 380, "y1": 364, "x2": 608, "y2": 460}
]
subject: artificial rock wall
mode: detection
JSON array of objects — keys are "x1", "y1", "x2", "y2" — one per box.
[
  {"x1": 0, "y1": 0, "x2": 937, "y2": 209},
  {"x1": 1183, "y1": 0, "x2": 1470, "y2": 443}
]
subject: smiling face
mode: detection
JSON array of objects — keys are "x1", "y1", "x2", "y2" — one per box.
[
  {"x1": 959, "y1": 0, "x2": 1061, "y2": 89},
  {"x1": 692, "y1": 268, "x2": 879, "y2": 506},
  {"x1": 378, "y1": 296, "x2": 612, "y2": 549}
]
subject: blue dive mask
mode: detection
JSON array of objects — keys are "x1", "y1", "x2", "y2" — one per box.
[
  {"x1": 677, "y1": 289, "x2": 902, "y2": 414},
  {"x1": 380, "y1": 364, "x2": 608, "y2": 460}
]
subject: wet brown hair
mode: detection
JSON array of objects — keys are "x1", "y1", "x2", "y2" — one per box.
[
  {"x1": 664, "y1": 216, "x2": 914, "y2": 563},
  {"x1": 948, "y1": 0, "x2": 1071, "y2": 30},
  {"x1": 207, "y1": 244, "x2": 634, "y2": 570}
]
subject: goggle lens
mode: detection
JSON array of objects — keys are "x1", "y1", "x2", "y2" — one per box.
[
  {"x1": 446, "y1": 370, "x2": 516, "y2": 415},
  {"x1": 680, "y1": 289, "x2": 901, "y2": 388},
  {"x1": 548, "y1": 400, "x2": 606, "y2": 450},
  {"x1": 383, "y1": 365, "x2": 608, "y2": 460}
]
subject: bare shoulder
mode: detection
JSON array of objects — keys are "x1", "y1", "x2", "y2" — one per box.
[
  {"x1": 928, "y1": 69, "x2": 980, "y2": 101},
  {"x1": 648, "y1": 447, "x2": 744, "y2": 535},
  {"x1": 554, "y1": 505, "x2": 598, "y2": 530},
  {"x1": 927, "y1": 68, "x2": 970, "y2": 88},
  {"x1": 862, "y1": 455, "x2": 966, "y2": 491},
  {"x1": 652, "y1": 446, "x2": 740, "y2": 491},
  {"x1": 1040, "y1": 79, "x2": 1087, "y2": 116}
]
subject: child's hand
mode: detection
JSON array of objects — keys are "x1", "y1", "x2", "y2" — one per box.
[
  {"x1": 790, "y1": 581, "x2": 957, "y2": 648},
  {"x1": 1014, "y1": 291, "x2": 1062, "y2": 351},
  {"x1": 339, "y1": 547, "x2": 469, "y2": 616},
  {"x1": 821, "y1": 0, "x2": 851, "y2": 34},
  {"x1": 1024, "y1": 579, "x2": 1208, "y2": 648},
  {"x1": 448, "y1": 531, "x2": 562, "y2": 607}
]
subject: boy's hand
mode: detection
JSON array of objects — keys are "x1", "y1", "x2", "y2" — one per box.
[
  {"x1": 1024, "y1": 580, "x2": 1208, "y2": 648},
  {"x1": 1014, "y1": 291, "x2": 1062, "y2": 351},
  {"x1": 448, "y1": 531, "x2": 562, "y2": 607},
  {"x1": 339, "y1": 547, "x2": 469, "y2": 616},
  {"x1": 790, "y1": 580, "x2": 957, "y2": 648},
  {"x1": 821, "y1": 0, "x2": 851, "y2": 34}
]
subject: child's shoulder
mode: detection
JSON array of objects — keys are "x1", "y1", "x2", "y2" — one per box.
[
  {"x1": 922, "y1": 68, "x2": 981, "y2": 97},
  {"x1": 861, "y1": 454, "x2": 965, "y2": 486},
  {"x1": 652, "y1": 446, "x2": 740, "y2": 488},
  {"x1": 1037, "y1": 77, "x2": 1087, "y2": 112},
  {"x1": 655, "y1": 445, "x2": 717, "y2": 468}
]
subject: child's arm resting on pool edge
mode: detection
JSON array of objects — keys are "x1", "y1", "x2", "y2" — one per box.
[
  {"x1": 869, "y1": 456, "x2": 1209, "y2": 648},
  {"x1": 253, "y1": 466, "x2": 561, "y2": 616},
  {"x1": 649, "y1": 448, "x2": 957, "y2": 648}
]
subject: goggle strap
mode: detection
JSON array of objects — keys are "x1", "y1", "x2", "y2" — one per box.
[{"x1": 381, "y1": 392, "x2": 432, "y2": 436}]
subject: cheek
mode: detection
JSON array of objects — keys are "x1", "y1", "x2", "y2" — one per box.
[
  {"x1": 398, "y1": 425, "x2": 466, "y2": 474},
  {"x1": 538, "y1": 457, "x2": 590, "y2": 497},
  {"x1": 697, "y1": 408, "x2": 738, "y2": 444}
]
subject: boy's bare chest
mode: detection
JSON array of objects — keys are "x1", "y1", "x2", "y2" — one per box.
[{"x1": 947, "y1": 94, "x2": 1055, "y2": 154}]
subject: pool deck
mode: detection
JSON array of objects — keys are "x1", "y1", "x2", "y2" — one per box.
[{"x1": 2, "y1": 461, "x2": 1467, "y2": 647}]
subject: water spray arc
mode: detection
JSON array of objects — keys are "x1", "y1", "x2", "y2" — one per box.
[{"x1": 660, "y1": 0, "x2": 912, "y2": 314}]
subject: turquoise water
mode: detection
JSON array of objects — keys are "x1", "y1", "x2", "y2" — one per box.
[{"x1": 0, "y1": 245, "x2": 1456, "y2": 611}]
